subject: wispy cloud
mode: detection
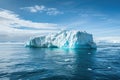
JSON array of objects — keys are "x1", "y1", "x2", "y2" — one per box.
[
  {"x1": 95, "y1": 37, "x2": 120, "y2": 43},
  {"x1": 0, "y1": 8, "x2": 60, "y2": 42},
  {"x1": 0, "y1": 8, "x2": 59, "y2": 31},
  {"x1": 20, "y1": 5, "x2": 63, "y2": 15}
]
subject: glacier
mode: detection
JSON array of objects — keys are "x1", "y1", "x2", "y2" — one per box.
[{"x1": 25, "y1": 30, "x2": 97, "y2": 49}]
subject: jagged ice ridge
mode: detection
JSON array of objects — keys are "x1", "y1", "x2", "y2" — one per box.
[{"x1": 25, "y1": 30, "x2": 97, "y2": 49}]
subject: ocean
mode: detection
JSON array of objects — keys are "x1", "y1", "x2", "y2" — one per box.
[{"x1": 0, "y1": 43, "x2": 120, "y2": 80}]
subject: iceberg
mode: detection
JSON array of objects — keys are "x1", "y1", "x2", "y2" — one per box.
[{"x1": 26, "y1": 30, "x2": 97, "y2": 49}]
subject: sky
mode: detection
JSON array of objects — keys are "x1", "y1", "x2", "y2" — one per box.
[{"x1": 0, "y1": 0, "x2": 120, "y2": 42}]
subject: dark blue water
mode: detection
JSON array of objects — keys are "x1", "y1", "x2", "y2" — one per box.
[{"x1": 0, "y1": 43, "x2": 120, "y2": 80}]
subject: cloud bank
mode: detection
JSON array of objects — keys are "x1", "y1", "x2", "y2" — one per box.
[
  {"x1": 0, "y1": 8, "x2": 60, "y2": 42},
  {"x1": 0, "y1": 8, "x2": 120, "y2": 42}
]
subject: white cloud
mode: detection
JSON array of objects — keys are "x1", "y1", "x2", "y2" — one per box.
[
  {"x1": 95, "y1": 37, "x2": 120, "y2": 43},
  {"x1": 20, "y1": 5, "x2": 63, "y2": 15},
  {"x1": 21, "y1": 5, "x2": 45, "y2": 13},
  {"x1": 0, "y1": 8, "x2": 59, "y2": 30},
  {"x1": 0, "y1": 9, "x2": 60, "y2": 42},
  {"x1": 46, "y1": 8, "x2": 63, "y2": 15}
]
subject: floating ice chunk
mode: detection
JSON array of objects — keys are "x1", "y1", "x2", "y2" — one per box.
[
  {"x1": 87, "y1": 68, "x2": 92, "y2": 71},
  {"x1": 26, "y1": 30, "x2": 97, "y2": 49},
  {"x1": 107, "y1": 67, "x2": 111, "y2": 69},
  {"x1": 64, "y1": 59, "x2": 70, "y2": 62},
  {"x1": 67, "y1": 65, "x2": 73, "y2": 69},
  {"x1": 88, "y1": 53, "x2": 91, "y2": 54}
]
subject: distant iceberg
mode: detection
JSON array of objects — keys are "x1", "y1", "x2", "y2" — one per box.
[{"x1": 25, "y1": 30, "x2": 97, "y2": 49}]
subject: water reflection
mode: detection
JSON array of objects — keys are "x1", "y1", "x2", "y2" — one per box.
[
  {"x1": 26, "y1": 48, "x2": 96, "y2": 80},
  {"x1": 0, "y1": 45, "x2": 96, "y2": 80},
  {"x1": 1, "y1": 44, "x2": 120, "y2": 80},
  {"x1": 71, "y1": 49, "x2": 96, "y2": 80}
]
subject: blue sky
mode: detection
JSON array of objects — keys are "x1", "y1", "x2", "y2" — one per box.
[{"x1": 0, "y1": 0, "x2": 120, "y2": 42}]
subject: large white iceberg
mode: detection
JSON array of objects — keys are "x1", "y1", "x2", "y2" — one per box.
[{"x1": 25, "y1": 30, "x2": 97, "y2": 49}]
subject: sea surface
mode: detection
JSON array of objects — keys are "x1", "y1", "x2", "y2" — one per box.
[{"x1": 0, "y1": 43, "x2": 120, "y2": 80}]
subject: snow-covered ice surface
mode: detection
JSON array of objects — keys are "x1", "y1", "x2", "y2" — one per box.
[{"x1": 25, "y1": 30, "x2": 97, "y2": 49}]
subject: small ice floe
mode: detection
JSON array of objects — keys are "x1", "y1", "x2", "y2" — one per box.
[
  {"x1": 88, "y1": 53, "x2": 91, "y2": 54},
  {"x1": 107, "y1": 66, "x2": 112, "y2": 69},
  {"x1": 67, "y1": 65, "x2": 73, "y2": 69},
  {"x1": 87, "y1": 68, "x2": 92, "y2": 71},
  {"x1": 64, "y1": 59, "x2": 70, "y2": 62}
]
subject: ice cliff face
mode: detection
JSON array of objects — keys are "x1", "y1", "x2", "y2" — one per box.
[{"x1": 26, "y1": 30, "x2": 97, "y2": 49}]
